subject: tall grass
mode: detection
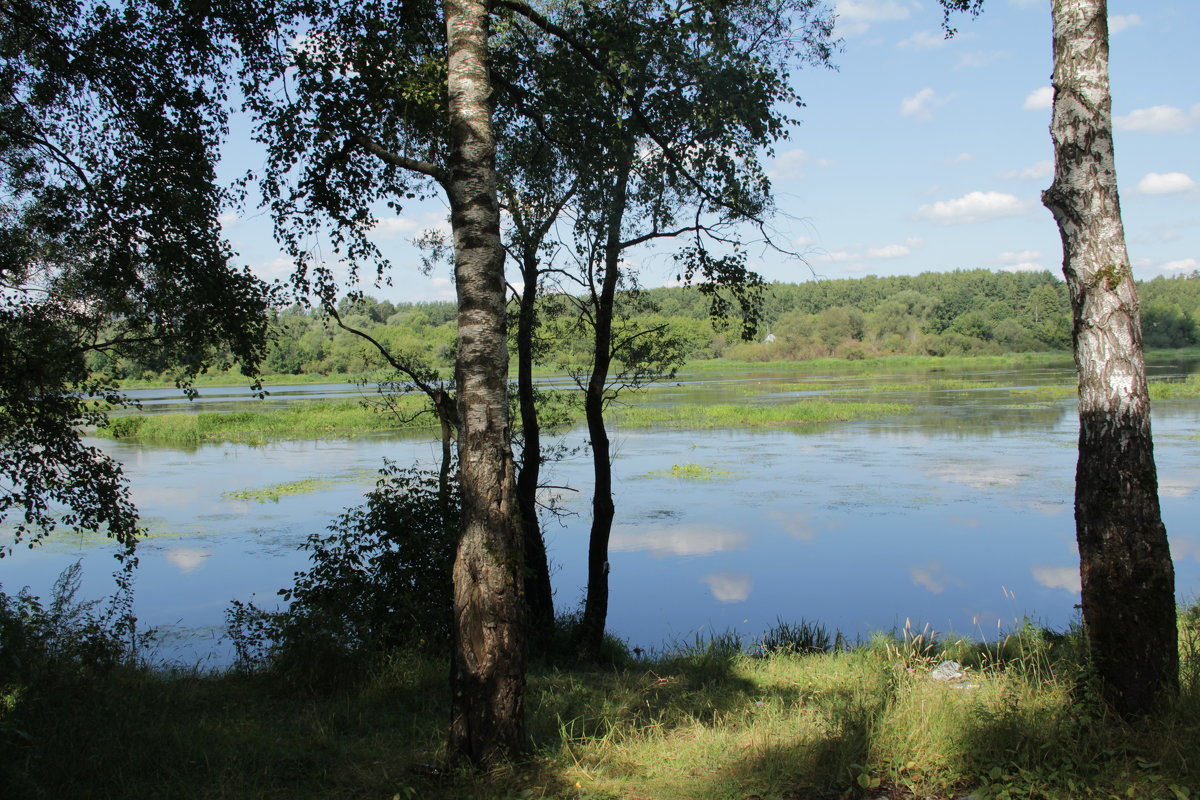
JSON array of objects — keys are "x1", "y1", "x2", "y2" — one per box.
[{"x1": 5, "y1": 610, "x2": 1199, "y2": 799}]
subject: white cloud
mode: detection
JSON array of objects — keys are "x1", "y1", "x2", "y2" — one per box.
[
  {"x1": 250, "y1": 256, "x2": 296, "y2": 281},
  {"x1": 1031, "y1": 565, "x2": 1080, "y2": 593},
  {"x1": 942, "y1": 152, "x2": 975, "y2": 165},
  {"x1": 867, "y1": 243, "x2": 911, "y2": 259},
  {"x1": 834, "y1": 0, "x2": 916, "y2": 36},
  {"x1": 1162, "y1": 258, "x2": 1199, "y2": 273},
  {"x1": 816, "y1": 249, "x2": 860, "y2": 263},
  {"x1": 905, "y1": 237, "x2": 924, "y2": 248},
  {"x1": 218, "y1": 212, "x2": 240, "y2": 227},
  {"x1": 1114, "y1": 104, "x2": 1200, "y2": 133},
  {"x1": 609, "y1": 524, "x2": 748, "y2": 557},
  {"x1": 701, "y1": 572, "x2": 753, "y2": 603},
  {"x1": 1002, "y1": 159, "x2": 1053, "y2": 181},
  {"x1": 1136, "y1": 172, "x2": 1196, "y2": 195},
  {"x1": 770, "y1": 148, "x2": 809, "y2": 179},
  {"x1": 900, "y1": 87, "x2": 951, "y2": 121},
  {"x1": 1023, "y1": 86, "x2": 1054, "y2": 111},
  {"x1": 1108, "y1": 14, "x2": 1143, "y2": 34},
  {"x1": 999, "y1": 249, "x2": 1043, "y2": 263},
  {"x1": 998, "y1": 250, "x2": 1045, "y2": 273},
  {"x1": 372, "y1": 216, "x2": 420, "y2": 236},
  {"x1": 793, "y1": 235, "x2": 817, "y2": 248},
  {"x1": 898, "y1": 29, "x2": 946, "y2": 49},
  {"x1": 917, "y1": 191, "x2": 1028, "y2": 225},
  {"x1": 956, "y1": 50, "x2": 1006, "y2": 70}
]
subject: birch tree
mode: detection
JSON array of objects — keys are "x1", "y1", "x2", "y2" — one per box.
[
  {"x1": 1041, "y1": 0, "x2": 1177, "y2": 717},
  {"x1": 231, "y1": 0, "x2": 524, "y2": 764}
]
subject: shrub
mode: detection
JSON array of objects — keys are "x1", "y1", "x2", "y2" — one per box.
[
  {"x1": 227, "y1": 462, "x2": 458, "y2": 682},
  {"x1": 0, "y1": 563, "x2": 132, "y2": 688}
]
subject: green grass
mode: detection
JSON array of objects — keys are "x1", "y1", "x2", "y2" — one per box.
[
  {"x1": 612, "y1": 399, "x2": 914, "y2": 428},
  {"x1": 96, "y1": 398, "x2": 436, "y2": 444},
  {"x1": 4, "y1": 617, "x2": 1200, "y2": 799}
]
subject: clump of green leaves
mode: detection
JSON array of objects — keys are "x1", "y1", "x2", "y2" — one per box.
[
  {"x1": 227, "y1": 462, "x2": 458, "y2": 684},
  {"x1": 0, "y1": 563, "x2": 135, "y2": 689}
]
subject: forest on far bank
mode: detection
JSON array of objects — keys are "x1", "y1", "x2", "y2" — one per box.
[{"x1": 100, "y1": 268, "x2": 1200, "y2": 382}]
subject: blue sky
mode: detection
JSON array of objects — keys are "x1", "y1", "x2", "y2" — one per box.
[{"x1": 220, "y1": 0, "x2": 1198, "y2": 304}]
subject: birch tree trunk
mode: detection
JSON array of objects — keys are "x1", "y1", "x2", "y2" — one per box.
[
  {"x1": 1042, "y1": 0, "x2": 1178, "y2": 717},
  {"x1": 444, "y1": 0, "x2": 527, "y2": 763}
]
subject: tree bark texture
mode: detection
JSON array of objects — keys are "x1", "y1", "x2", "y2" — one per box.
[
  {"x1": 578, "y1": 139, "x2": 635, "y2": 658},
  {"x1": 444, "y1": 0, "x2": 527, "y2": 764},
  {"x1": 1042, "y1": 0, "x2": 1177, "y2": 717},
  {"x1": 516, "y1": 247, "x2": 555, "y2": 635}
]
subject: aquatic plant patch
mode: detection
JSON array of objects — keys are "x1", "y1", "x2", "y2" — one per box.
[
  {"x1": 638, "y1": 463, "x2": 736, "y2": 481},
  {"x1": 612, "y1": 399, "x2": 914, "y2": 429}
]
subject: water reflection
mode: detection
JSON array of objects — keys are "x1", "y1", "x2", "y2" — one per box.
[
  {"x1": 1031, "y1": 565, "x2": 1082, "y2": 593},
  {"x1": 165, "y1": 547, "x2": 212, "y2": 574},
  {"x1": 910, "y1": 561, "x2": 966, "y2": 595},
  {"x1": 700, "y1": 572, "x2": 753, "y2": 603},
  {"x1": 3, "y1": 361, "x2": 1199, "y2": 666},
  {"x1": 609, "y1": 524, "x2": 748, "y2": 557}
]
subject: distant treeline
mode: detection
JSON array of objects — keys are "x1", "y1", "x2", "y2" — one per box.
[{"x1": 100, "y1": 269, "x2": 1200, "y2": 380}]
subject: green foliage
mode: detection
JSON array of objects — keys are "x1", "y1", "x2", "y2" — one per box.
[
  {"x1": 1, "y1": 0, "x2": 271, "y2": 550},
  {"x1": 227, "y1": 463, "x2": 458, "y2": 684},
  {"x1": 0, "y1": 563, "x2": 133, "y2": 690}
]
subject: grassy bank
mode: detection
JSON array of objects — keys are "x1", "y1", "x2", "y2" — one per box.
[
  {"x1": 97, "y1": 355, "x2": 1200, "y2": 445},
  {"x1": 3, "y1": 617, "x2": 1199, "y2": 799},
  {"x1": 113, "y1": 348, "x2": 1200, "y2": 392},
  {"x1": 96, "y1": 397, "x2": 436, "y2": 444},
  {"x1": 96, "y1": 395, "x2": 918, "y2": 444}
]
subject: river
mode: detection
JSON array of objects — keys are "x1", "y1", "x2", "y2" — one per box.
[{"x1": 3, "y1": 360, "x2": 1199, "y2": 666}]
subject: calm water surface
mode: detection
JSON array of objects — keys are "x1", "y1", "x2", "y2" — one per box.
[{"x1": 4, "y1": 362, "x2": 1199, "y2": 666}]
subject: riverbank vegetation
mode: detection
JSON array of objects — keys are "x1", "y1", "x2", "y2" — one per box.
[
  {"x1": 97, "y1": 270, "x2": 1200, "y2": 387},
  {"x1": 3, "y1": 576, "x2": 1199, "y2": 799},
  {"x1": 96, "y1": 360, "x2": 1200, "y2": 446}
]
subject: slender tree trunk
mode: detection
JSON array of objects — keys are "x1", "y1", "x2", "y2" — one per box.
[
  {"x1": 1042, "y1": 0, "x2": 1177, "y2": 717},
  {"x1": 516, "y1": 248, "x2": 555, "y2": 636},
  {"x1": 444, "y1": 0, "x2": 526, "y2": 764},
  {"x1": 578, "y1": 139, "x2": 634, "y2": 658}
]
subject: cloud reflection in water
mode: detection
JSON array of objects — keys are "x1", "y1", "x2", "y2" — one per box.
[
  {"x1": 165, "y1": 547, "x2": 212, "y2": 574},
  {"x1": 609, "y1": 524, "x2": 748, "y2": 557},
  {"x1": 1031, "y1": 565, "x2": 1081, "y2": 593},
  {"x1": 700, "y1": 572, "x2": 753, "y2": 602}
]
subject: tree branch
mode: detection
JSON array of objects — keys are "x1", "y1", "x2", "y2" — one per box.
[{"x1": 349, "y1": 133, "x2": 449, "y2": 187}]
